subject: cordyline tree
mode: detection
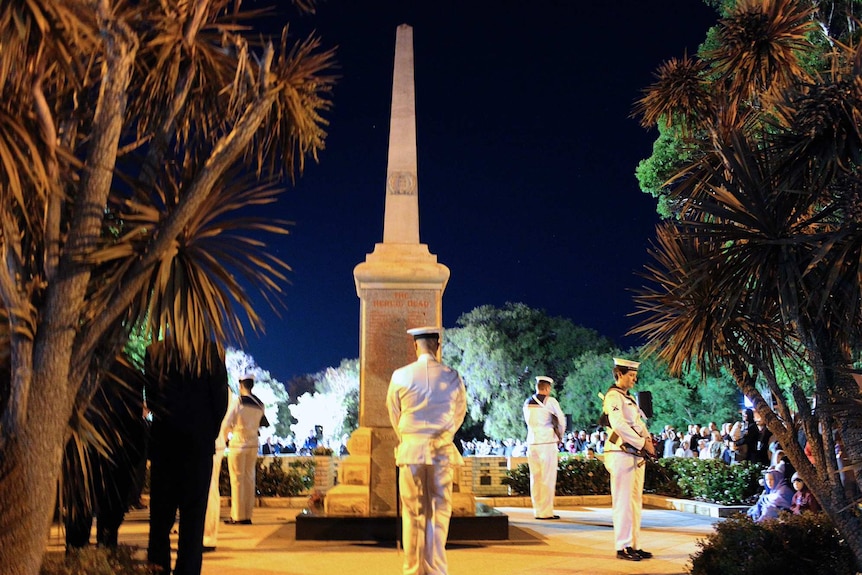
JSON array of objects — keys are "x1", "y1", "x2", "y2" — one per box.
[
  {"x1": 630, "y1": 0, "x2": 862, "y2": 566},
  {"x1": 0, "y1": 1, "x2": 335, "y2": 574}
]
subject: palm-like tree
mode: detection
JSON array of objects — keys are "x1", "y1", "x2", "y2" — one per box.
[
  {"x1": 0, "y1": 1, "x2": 335, "y2": 573},
  {"x1": 632, "y1": 0, "x2": 862, "y2": 567}
]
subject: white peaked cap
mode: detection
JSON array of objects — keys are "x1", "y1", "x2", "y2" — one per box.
[
  {"x1": 407, "y1": 326, "x2": 443, "y2": 339},
  {"x1": 613, "y1": 357, "x2": 641, "y2": 370},
  {"x1": 535, "y1": 375, "x2": 554, "y2": 385}
]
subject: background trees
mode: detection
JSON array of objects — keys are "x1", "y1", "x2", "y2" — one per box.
[
  {"x1": 289, "y1": 358, "x2": 359, "y2": 444},
  {"x1": 442, "y1": 303, "x2": 613, "y2": 439},
  {"x1": 0, "y1": 1, "x2": 334, "y2": 573},
  {"x1": 632, "y1": 0, "x2": 862, "y2": 566}
]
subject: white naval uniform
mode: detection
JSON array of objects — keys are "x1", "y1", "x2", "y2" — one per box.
[
  {"x1": 225, "y1": 393, "x2": 266, "y2": 522},
  {"x1": 204, "y1": 392, "x2": 238, "y2": 547},
  {"x1": 602, "y1": 386, "x2": 649, "y2": 551},
  {"x1": 523, "y1": 394, "x2": 566, "y2": 518},
  {"x1": 387, "y1": 353, "x2": 467, "y2": 575}
]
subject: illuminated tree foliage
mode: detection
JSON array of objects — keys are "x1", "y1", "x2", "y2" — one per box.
[
  {"x1": 442, "y1": 303, "x2": 613, "y2": 440},
  {"x1": 0, "y1": 1, "x2": 334, "y2": 573}
]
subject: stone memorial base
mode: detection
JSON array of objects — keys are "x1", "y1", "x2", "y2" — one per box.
[{"x1": 295, "y1": 502, "x2": 508, "y2": 541}]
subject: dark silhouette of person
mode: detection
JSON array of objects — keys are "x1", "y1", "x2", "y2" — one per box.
[
  {"x1": 62, "y1": 358, "x2": 149, "y2": 549},
  {"x1": 145, "y1": 338, "x2": 228, "y2": 575}
]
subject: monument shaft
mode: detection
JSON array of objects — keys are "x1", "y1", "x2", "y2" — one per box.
[{"x1": 325, "y1": 24, "x2": 451, "y2": 518}]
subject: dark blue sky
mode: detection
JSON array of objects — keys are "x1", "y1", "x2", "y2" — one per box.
[{"x1": 242, "y1": 1, "x2": 719, "y2": 384}]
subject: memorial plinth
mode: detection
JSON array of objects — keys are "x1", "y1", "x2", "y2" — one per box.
[{"x1": 295, "y1": 23, "x2": 507, "y2": 541}]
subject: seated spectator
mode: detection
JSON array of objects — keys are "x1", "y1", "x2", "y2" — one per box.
[
  {"x1": 588, "y1": 430, "x2": 601, "y2": 452},
  {"x1": 573, "y1": 430, "x2": 589, "y2": 453},
  {"x1": 697, "y1": 438, "x2": 710, "y2": 459},
  {"x1": 707, "y1": 430, "x2": 724, "y2": 460},
  {"x1": 281, "y1": 435, "x2": 297, "y2": 454},
  {"x1": 721, "y1": 439, "x2": 735, "y2": 464},
  {"x1": 300, "y1": 429, "x2": 318, "y2": 455},
  {"x1": 790, "y1": 472, "x2": 821, "y2": 514},
  {"x1": 511, "y1": 439, "x2": 528, "y2": 457},
  {"x1": 663, "y1": 429, "x2": 679, "y2": 459},
  {"x1": 503, "y1": 438, "x2": 515, "y2": 458},
  {"x1": 720, "y1": 422, "x2": 733, "y2": 441},
  {"x1": 460, "y1": 440, "x2": 475, "y2": 457},
  {"x1": 747, "y1": 468, "x2": 794, "y2": 522},
  {"x1": 675, "y1": 436, "x2": 694, "y2": 458},
  {"x1": 770, "y1": 448, "x2": 785, "y2": 468},
  {"x1": 489, "y1": 439, "x2": 504, "y2": 456},
  {"x1": 261, "y1": 436, "x2": 280, "y2": 455}
]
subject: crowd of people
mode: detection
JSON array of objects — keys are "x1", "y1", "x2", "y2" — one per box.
[
  {"x1": 258, "y1": 430, "x2": 350, "y2": 456},
  {"x1": 652, "y1": 409, "x2": 772, "y2": 465}
]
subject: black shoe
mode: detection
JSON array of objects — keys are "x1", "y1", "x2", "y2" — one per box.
[
  {"x1": 617, "y1": 547, "x2": 642, "y2": 561},
  {"x1": 202, "y1": 546, "x2": 216, "y2": 553},
  {"x1": 536, "y1": 515, "x2": 560, "y2": 520},
  {"x1": 223, "y1": 519, "x2": 252, "y2": 525},
  {"x1": 636, "y1": 549, "x2": 653, "y2": 559}
]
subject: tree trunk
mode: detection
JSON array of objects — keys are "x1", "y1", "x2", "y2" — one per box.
[
  {"x1": 823, "y1": 501, "x2": 862, "y2": 570},
  {"x1": 0, "y1": 368, "x2": 73, "y2": 575},
  {"x1": 727, "y1": 353, "x2": 862, "y2": 570}
]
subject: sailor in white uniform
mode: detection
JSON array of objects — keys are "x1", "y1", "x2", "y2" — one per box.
[
  {"x1": 523, "y1": 375, "x2": 565, "y2": 519},
  {"x1": 601, "y1": 357, "x2": 655, "y2": 562},
  {"x1": 387, "y1": 326, "x2": 467, "y2": 575}
]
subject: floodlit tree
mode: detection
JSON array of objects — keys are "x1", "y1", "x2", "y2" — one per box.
[
  {"x1": 288, "y1": 358, "x2": 359, "y2": 447},
  {"x1": 632, "y1": 0, "x2": 862, "y2": 566},
  {"x1": 0, "y1": 1, "x2": 335, "y2": 573},
  {"x1": 442, "y1": 303, "x2": 613, "y2": 439},
  {"x1": 226, "y1": 348, "x2": 290, "y2": 437}
]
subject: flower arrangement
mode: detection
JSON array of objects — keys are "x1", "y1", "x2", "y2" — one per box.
[{"x1": 307, "y1": 489, "x2": 325, "y2": 513}]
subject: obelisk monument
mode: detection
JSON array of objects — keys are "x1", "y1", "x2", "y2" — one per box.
[{"x1": 323, "y1": 24, "x2": 450, "y2": 518}]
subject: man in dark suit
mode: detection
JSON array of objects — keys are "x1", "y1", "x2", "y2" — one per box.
[
  {"x1": 63, "y1": 358, "x2": 149, "y2": 549},
  {"x1": 145, "y1": 338, "x2": 228, "y2": 575}
]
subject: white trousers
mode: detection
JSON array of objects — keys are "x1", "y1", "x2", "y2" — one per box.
[
  {"x1": 527, "y1": 443, "x2": 558, "y2": 518},
  {"x1": 227, "y1": 446, "x2": 257, "y2": 521},
  {"x1": 604, "y1": 451, "x2": 644, "y2": 550},
  {"x1": 203, "y1": 448, "x2": 224, "y2": 547},
  {"x1": 398, "y1": 459, "x2": 454, "y2": 575}
]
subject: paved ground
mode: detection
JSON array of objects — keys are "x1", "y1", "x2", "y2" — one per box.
[{"x1": 46, "y1": 502, "x2": 720, "y2": 575}]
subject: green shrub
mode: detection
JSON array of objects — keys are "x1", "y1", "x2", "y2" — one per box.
[
  {"x1": 556, "y1": 457, "x2": 610, "y2": 495},
  {"x1": 501, "y1": 462, "x2": 531, "y2": 495},
  {"x1": 502, "y1": 457, "x2": 610, "y2": 496},
  {"x1": 502, "y1": 456, "x2": 761, "y2": 505},
  {"x1": 660, "y1": 458, "x2": 763, "y2": 505},
  {"x1": 689, "y1": 512, "x2": 857, "y2": 575},
  {"x1": 644, "y1": 457, "x2": 683, "y2": 496},
  {"x1": 255, "y1": 457, "x2": 315, "y2": 497},
  {"x1": 217, "y1": 456, "x2": 316, "y2": 497},
  {"x1": 40, "y1": 545, "x2": 157, "y2": 575}
]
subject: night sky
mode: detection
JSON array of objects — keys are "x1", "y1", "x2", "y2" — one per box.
[{"x1": 241, "y1": 1, "x2": 719, "y2": 384}]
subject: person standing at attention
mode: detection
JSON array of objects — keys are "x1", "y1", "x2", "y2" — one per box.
[
  {"x1": 601, "y1": 357, "x2": 655, "y2": 562},
  {"x1": 224, "y1": 374, "x2": 269, "y2": 525},
  {"x1": 202, "y1": 388, "x2": 238, "y2": 551},
  {"x1": 387, "y1": 326, "x2": 467, "y2": 575},
  {"x1": 145, "y1": 338, "x2": 229, "y2": 575},
  {"x1": 523, "y1": 375, "x2": 566, "y2": 520}
]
